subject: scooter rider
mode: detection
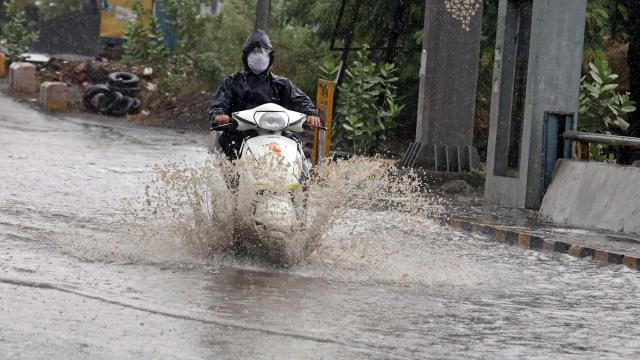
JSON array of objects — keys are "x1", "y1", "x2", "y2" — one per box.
[{"x1": 209, "y1": 30, "x2": 322, "y2": 160}]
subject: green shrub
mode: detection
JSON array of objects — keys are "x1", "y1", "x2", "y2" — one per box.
[
  {"x1": 122, "y1": 1, "x2": 151, "y2": 65},
  {"x1": 0, "y1": 0, "x2": 38, "y2": 62},
  {"x1": 157, "y1": 0, "x2": 206, "y2": 59},
  {"x1": 329, "y1": 47, "x2": 404, "y2": 155},
  {"x1": 158, "y1": 72, "x2": 189, "y2": 95},
  {"x1": 579, "y1": 58, "x2": 636, "y2": 134},
  {"x1": 147, "y1": 16, "x2": 169, "y2": 69},
  {"x1": 194, "y1": 54, "x2": 222, "y2": 89}
]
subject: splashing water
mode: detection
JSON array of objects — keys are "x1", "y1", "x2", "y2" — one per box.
[{"x1": 132, "y1": 156, "x2": 447, "y2": 268}]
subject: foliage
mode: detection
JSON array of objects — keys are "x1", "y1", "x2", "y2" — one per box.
[
  {"x1": 477, "y1": 0, "x2": 499, "y2": 117},
  {"x1": 122, "y1": 0, "x2": 169, "y2": 69},
  {"x1": 0, "y1": 0, "x2": 38, "y2": 62},
  {"x1": 281, "y1": 0, "x2": 425, "y2": 139},
  {"x1": 588, "y1": 143, "x2": 616, "y2": 163},
  {"x1": 585, "y1": 0, "x2": 636, "y2": 46},
  {"x1": 201, "y1": 0, "x2": 330, "y2": 96},
  {"x1": 147, "y1": 16, "x2": 170, "y2": 69},
  {"x1": 122, "y1": 1, "x2": 151, "y2": 65},
  {"x1": 330, "y1": 47, "x2": 403, "y2": 154},
  {"x1": 579, "y1": 58, "x2": 636, "y2": 133},
  {"x1": 193, "y1": 53, "x2": 222, "y2": 88},
  {"x1": 157, "y1": 0, "x2": 207, "y2": 59},
  {"x1": 584, "y1": 0, "x2": 612, "y2": 61},
  {"x1": 153, "y1": 0, "x2": 208, "y2": 93},
  {"x1": 157, "y1": 71, "x2": 189, "y2": 95},
  {"x1": 270, "y1": 24, "x2": 330, "y2": 96}
]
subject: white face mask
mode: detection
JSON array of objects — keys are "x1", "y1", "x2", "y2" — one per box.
[{"x1": 247, "y1": 52, "x2": 270, "y2": 74}]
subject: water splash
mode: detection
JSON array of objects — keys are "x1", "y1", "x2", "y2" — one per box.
[{"x1": 133, "y1": 156, "x2": 447, "y2": 268}]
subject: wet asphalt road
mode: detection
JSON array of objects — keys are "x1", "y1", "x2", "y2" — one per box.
[{"x1": 2, "y1": 93, "x2": 640, "y2": 359}]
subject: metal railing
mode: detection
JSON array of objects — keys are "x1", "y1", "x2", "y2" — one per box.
[{"x1": 562, "y1": 131, "x2": 640, "y2": 160}]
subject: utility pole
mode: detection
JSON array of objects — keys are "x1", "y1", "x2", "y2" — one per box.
[{"x1": 255, "y1": 0, "x2": 271, "y2": 31}]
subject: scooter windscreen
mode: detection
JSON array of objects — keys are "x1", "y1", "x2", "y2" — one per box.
[{"x1": 232, "y1": 103, "x2": 306, "y2": 132}]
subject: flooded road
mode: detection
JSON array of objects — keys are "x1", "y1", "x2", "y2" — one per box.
[{"x1": 2, "y1": 93, "x2": 640, "y2": 359}]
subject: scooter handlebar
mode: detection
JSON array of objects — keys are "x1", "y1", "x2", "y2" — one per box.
[
  {"x1": 211, "y1": 122, "x2": 326, "y2": 132},
  {"x1": 304, "y1": 123, "x2": 327, "y2": 131},
  {"x1": 210, "y1": 122, "x2": 236, "y2": 132}
]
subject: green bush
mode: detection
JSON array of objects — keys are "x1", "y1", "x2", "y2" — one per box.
[
  {"x1": 329, "y1": 47, "x2": 404, "y2": 155},
  {"x1": 194, "y1": 54, "x2": 222, "y2": 89},
  {"x1": 157, "y1": 0, "x2": 206, "y2": 59},
  {"x1": 0, "y1": 0, "x2": 38, "y2": 62},
  {"x1": 122, "y1": 0, "x2": 168, "y2": 69},
  {"x1": 158, "y1": 72, "x2": 189, "y2": 95},
  {"x1": 122, "y1": 1, "x2": 150, "y2": 65},
  {"x1": 579, "y1": 58, "x2": 636, "y2": 134}
]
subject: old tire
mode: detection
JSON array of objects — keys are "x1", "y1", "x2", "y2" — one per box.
[
  {"x1": 128, "y1": 98, "x2": 141, "y2": 114},
  {"x1": 108, "y1": 72, "x2": 140, "y2": 88},
  {"x1": 108, "y1": 84, "x2": 140, "y2": 97},
  {"x1": 106, "y1": 94, "x2": 134, "y2": 117},
  {"x1": 83, "y1": 85, "x2": 121, "y2": 114}
]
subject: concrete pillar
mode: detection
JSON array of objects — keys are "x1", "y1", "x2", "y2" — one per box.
[
  {"x1": 0, "y1": 53, "x2": 6, "y2": 78},
  {"x1": 9, "y1": 62, "x2": 37, "y2": 93},
  {"x1": 39, "y1": 81, "x2": 68, "y2": 111},
  {"x1": 400, "y1": 0, "x2": 483, "y2": 172},
  {"x1": 484, "y1": 0, "x2": 587, "y2": 209}
]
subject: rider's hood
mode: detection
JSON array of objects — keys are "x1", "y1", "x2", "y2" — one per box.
[{"x1": 242, "y1": 30, "x2": 274, "y2": 75}]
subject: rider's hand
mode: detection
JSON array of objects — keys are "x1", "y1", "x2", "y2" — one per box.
[
  {"x1": 215, "y1": 114, "x2": 231, "y2": 125},
  {"x1": 307, "y1": 116, "x2": 322, "y2": 128}
]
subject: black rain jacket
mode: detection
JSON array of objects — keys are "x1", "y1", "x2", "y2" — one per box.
[{"x1": 208, "y1": 30, "x2": 320, "y2": 129}]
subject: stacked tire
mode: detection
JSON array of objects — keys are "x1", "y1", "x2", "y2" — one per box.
[{"x1": 83, "y1": 72, "x2": 141, "y2": 116}]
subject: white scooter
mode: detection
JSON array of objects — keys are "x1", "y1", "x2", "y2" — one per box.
[{"x1": 211, "y1": 103, "x2": 317, "y2": 265}]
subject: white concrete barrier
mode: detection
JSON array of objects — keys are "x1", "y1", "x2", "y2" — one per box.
[
  {"x1": 539, "y1": 159, "x2": 640, "y2": 235},
  {"x1": 39, "y1": 81, "x2": 68, "y2": 111},
  {"x1": 9, "y1": 62, "x2": 37, "y2": 93}
]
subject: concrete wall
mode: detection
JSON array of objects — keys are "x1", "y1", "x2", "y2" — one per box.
[
  {"x1": 523, "y1": 0, "x2": 586, "y2": 208},
  {"x1": 415, "y1": 0, "x2": 483, "y2": 147},
  {"x1": 484, "y1": 0, "x2": 586, "y2": 209},
  {"x1": 539, "y1": 160, "x2": 640, "y2": 235},
  {"x1": 31, "y1": 7, "x2": 100, "y2": 56}
]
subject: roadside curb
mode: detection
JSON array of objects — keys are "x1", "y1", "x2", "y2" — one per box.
[{"x1": 441, "y1": 217, "x2": 640, "y2": 271}]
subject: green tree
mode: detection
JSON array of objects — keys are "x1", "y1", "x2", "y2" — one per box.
[
  {"x1": 583, "y1": 0, "x2": 640, "y2": 139},
  {"x1": 281, "y1": 0, "x2": 425, "y2": 139},
  {"x1": 0, "y1": 0, "x2": 38, "y2": 62},
  {"x1": 201, "y1": 0, "x2": 330, "y2": 95}
]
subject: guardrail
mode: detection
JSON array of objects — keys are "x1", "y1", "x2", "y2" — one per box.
[{"x1": 563, "y1": 131, "x2": 640, "y2": 160}]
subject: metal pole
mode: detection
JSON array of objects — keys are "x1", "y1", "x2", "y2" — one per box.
[
  {"x1": 255, "y1": 0, "x2": 271, "y2": 31},
  {"x1": 336, "y1": 0, "x2": 362, "y2": 88}
]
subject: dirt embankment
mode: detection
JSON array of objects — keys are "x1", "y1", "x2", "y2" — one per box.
[{"x1": 34, "y1": 57, "x2": 211, "y2": 131}]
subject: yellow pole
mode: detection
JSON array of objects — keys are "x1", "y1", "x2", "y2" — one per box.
[
  {"x1": 0, "y1": 53, "x2": 6, "y2": 78},
  {"x1": 323, "y1": 81, "x2": 335, "y2": 159},
  {"x1": 313, "y1": 79, "x2": 336, "y2": 166}
]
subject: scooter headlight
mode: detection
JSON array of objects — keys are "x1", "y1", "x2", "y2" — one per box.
[{"x1": 256, "y1": 111, "x2": 289, "y2": 130}]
